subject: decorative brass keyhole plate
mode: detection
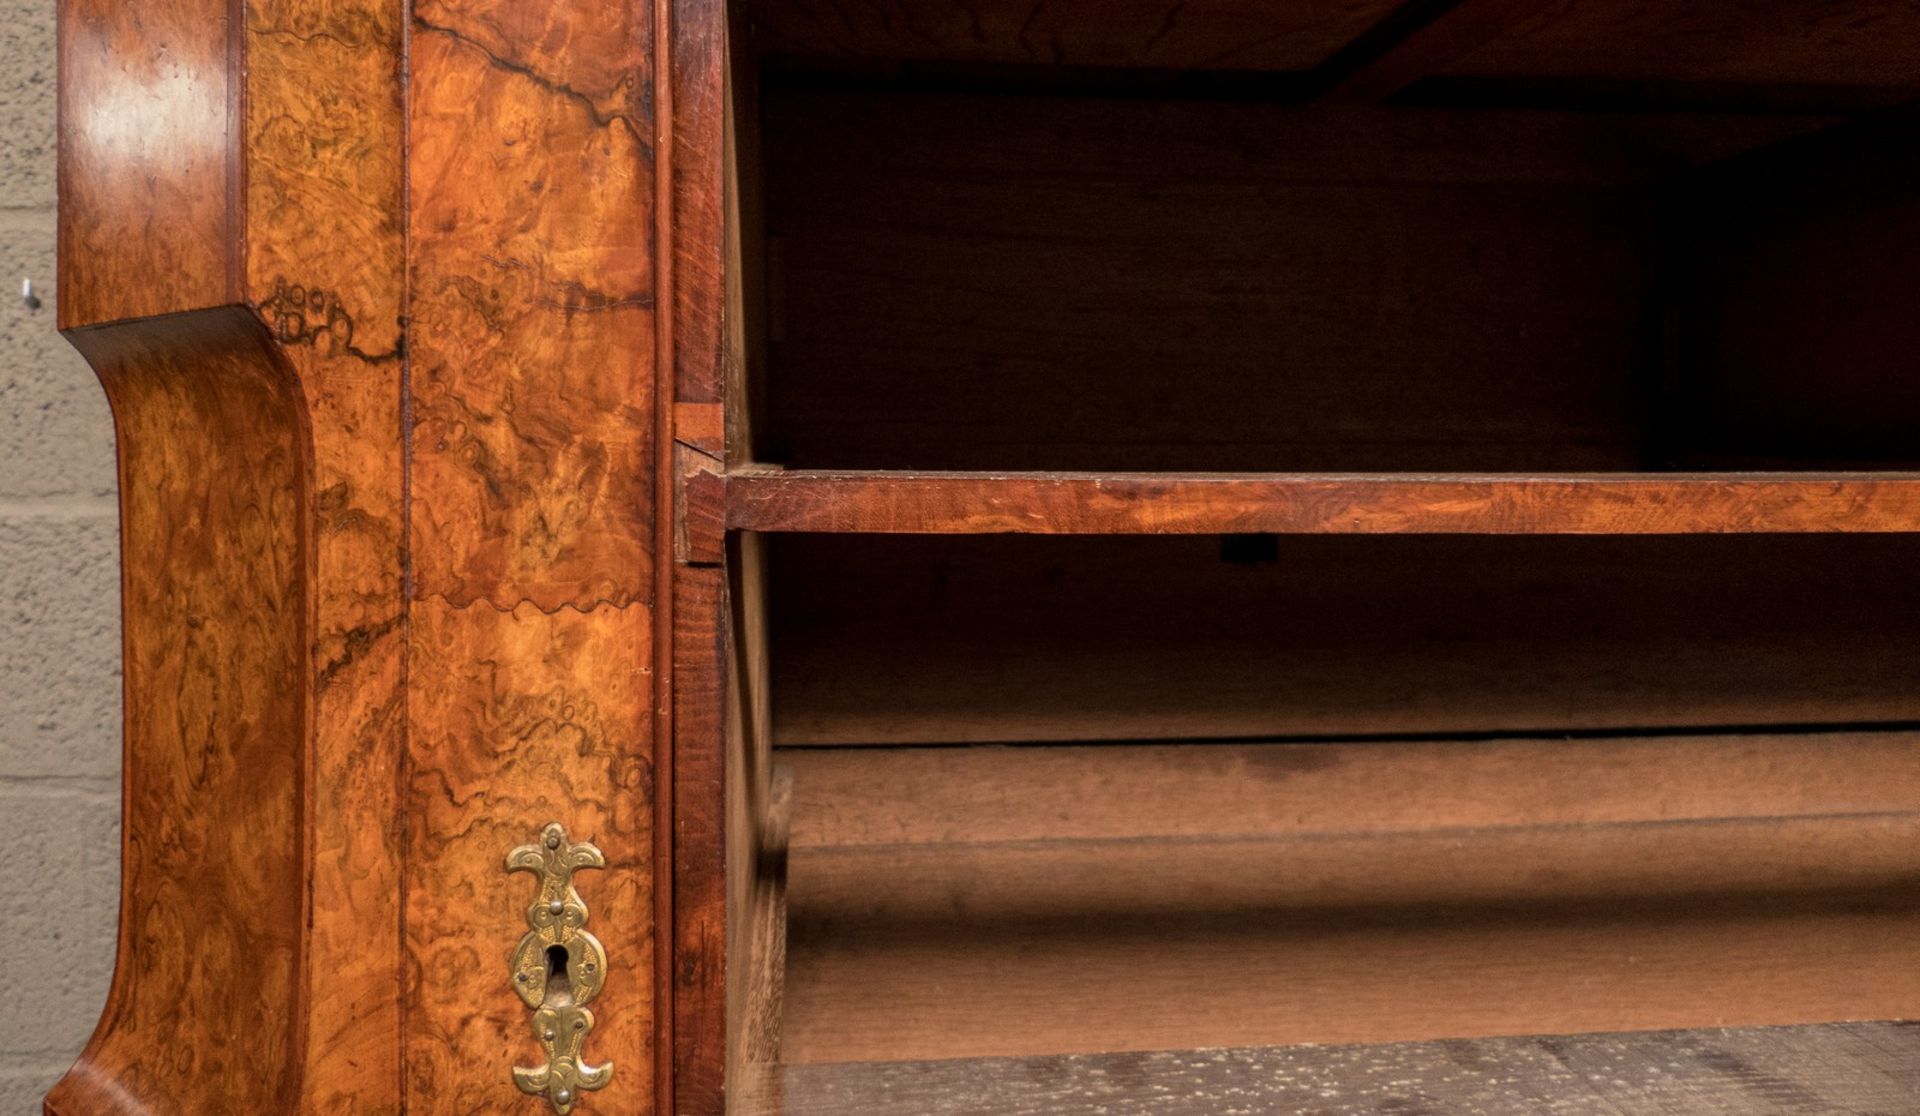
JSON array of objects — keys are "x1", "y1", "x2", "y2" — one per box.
[{"x1": 508, "y1": 822, "x2": 611, "y2": 1113}]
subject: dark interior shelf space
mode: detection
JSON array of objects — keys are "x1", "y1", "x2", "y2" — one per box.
[
  {"x1": 727, "y1": 3, "x2": 1920, "y2": 475},
  {"x1": 757, "y1": 534, "x2": 1920, "y2": 1062},
  {"x1": 765, "y1": 532, "x2": 1920, "y2": 747},
  {"x1": 717, "y1": 1, "x2": 1920, "y2": 1101}
]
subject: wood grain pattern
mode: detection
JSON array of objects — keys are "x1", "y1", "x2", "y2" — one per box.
[
  {"x1": 743, "y1": 1022, "x2": 1920, "y2": 1115},
  {"x1": 671, "y1": 536, "x2": 786, "y2": 1112},
  {"x1": 405, "y1": 602, "x2": 656, "y2": 1111},
  {"x1": 672, "y1": 0, "x2": 727, "y2": 408},
  {"x1": 785, "y1": 845, "x2": 1920, "y2": 1050},
  {"x1": 57, "y1": 0, "x2": 1920, "y2": 1110},
  {"x1": 404, "y1": 0, "x2": 661, "y2": 1111},
  {"x1": 46, "y1": 310, "x2": 310, "y2": 1115},
  {"x1": 54, "y1": 0, "x2": 409, "y2": 1108},
  {"x1": 62, "y1": 0, "x2": 674, "y2": 1108},
  {"x1": 785, "y1": 733, "x2": 1920, "y2": 849},
  {"x1": 244, "y1": 0, "x2": 409, "y2": 1109},
  {"x1": 667, "y1": 4, "x2": 771, "y2": 1109},
  {"x1": 407, "y1": 6, "x2": 656, "y2": 612},
  {"x1": 780, "y1": 736, "x2": 1920, "y2": 1063},
  {"x1": 677, "y1": 447, "x2": 726, "y2": 567},
  {"x1": 57, "y1": 0, "x2": 239, "y2": 326},
  {"x1": 672, "y1": 565, "x2": 733, "y2": 1115},
  {"x1": 727, "y1": 469, "x2": 1920, "y2": 536}
]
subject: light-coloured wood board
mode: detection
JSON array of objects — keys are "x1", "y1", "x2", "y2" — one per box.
[
  {"x1": 778, "y1": 736, "x2": 1920, "y2": 1063},
  {"x1": 742, "y1": 1022, "x2": 1920, "y2": 1114}
]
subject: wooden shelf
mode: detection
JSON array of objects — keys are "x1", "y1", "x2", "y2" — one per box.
[
  {"x1": 740, "y1": 1022, "x2": 1920, "y2": 1115},
  {"x1": 723, "y1": 468, "x2": 1920, "y2": 536},
  {"x1": 774, "y1": 736, "x2": 1920, "y2": 1061}
]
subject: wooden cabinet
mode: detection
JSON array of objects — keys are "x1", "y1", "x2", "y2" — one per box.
[{"x1": 51, "y1": 0, "x2": 1920, "y2": 1112}]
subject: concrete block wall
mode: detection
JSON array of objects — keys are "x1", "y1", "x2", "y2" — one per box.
[{"x1": 0, "y1": 0, "x2": 124, "y2": 1108}]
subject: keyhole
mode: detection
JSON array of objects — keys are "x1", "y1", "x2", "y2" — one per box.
[{"x1": 545, "y1": 944, "x2": 573, "y2": 1008}]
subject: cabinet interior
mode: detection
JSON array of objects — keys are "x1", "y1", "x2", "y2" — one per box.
[
  {"x1": 733, "y1": 4, "x2": 1920, "y2": 473},
  {"x1": 716, "y1": 0, "x2": 1920, "y2": 1089},
  {"x1": 760, "y1": 534, "x2": 1920, "y2": 1064}
]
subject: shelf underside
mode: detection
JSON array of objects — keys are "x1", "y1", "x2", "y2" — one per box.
[
  {"x1": 740, "y1": 0, "x2": 1920, "y2": 113},
  {"x1": 724, "y1": 470, "x2": 1920, "y2": 536},
  {"x1": 741, "y1": 1021, "x2": 1920, "y2": 1115}
]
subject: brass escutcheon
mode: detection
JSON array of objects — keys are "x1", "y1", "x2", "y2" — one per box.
[{"x1": 507, "y1": 822, "x2": 611, "y2": 1113}]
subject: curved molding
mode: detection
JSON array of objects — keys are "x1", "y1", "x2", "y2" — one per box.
[
  {"x1": 55, "y1": 0, "x2": 410, "y2": 1107},
  {"x1": 56, "y1": 0, "x2": 665, "y2": 1107},
  {"x1": 46, "y1": 307, "x2": 313, "y2": 1116}
]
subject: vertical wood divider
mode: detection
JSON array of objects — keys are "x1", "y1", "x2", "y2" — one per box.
[
  {"x1": 405, "y1": 0, "x2": 663, "y2": 1109},
  {"x1": 668, "y1": 0, "x2": 732, "y2": 1111},
  {"x1": 654, "y1": 1, "x2": 682, "y2": 1111}
]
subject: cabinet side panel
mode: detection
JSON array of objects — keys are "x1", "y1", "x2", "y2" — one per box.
[
  {"x1": 46, "y1": 310, "x2": 310, "y2": 1115},
  {"x1": 406, "y1": 3, "x2": 656, "y2": 611},
  {"x1": 405, "y1": 0, "x2": 659, "y2": 1109},
  {"x1": 405, "y1": 601, "x2": 657, "y2": 1112},
  {"x1": 242, "y1": 0, "x2": 410, "y2": 1109}
]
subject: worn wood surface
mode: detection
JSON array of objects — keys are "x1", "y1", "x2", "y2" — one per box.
[
  {"x1": 672, "y1": 536, "x2": 783, "y2": 1111},
  {"x1": 780, "y1": 735, "x2": 1920, "y2": 1063},
  {"x1": 785, "y1": 733, "x2": 1920, "y2": 848},
  {"x1": 726, "y1": 469, "x2": 1920, "y2": 537},
  {"x1": 404, "y1": 0, "x2": 660, "y2": 1108},
  {"x1": 742, "y1": 770, "x2": 791, "y2": 1073},
  {"x1": 743, "y1": 1022, "x2": 1920, "y2": 1115},
  {"x1": 672, "y1": 0, "x2": 727, "y2": 410},
  {"x1": 769, "y1": 533, "x2": 1920, "y2": 745},
  {"x1": 672, "y1": 563, "x2": 733, "y2": 1113},
  {"x1": 53, "y1": 0, "x2": 1920, "y2": 1110},
  {"x1": 56, "y1": 0, "x2": 240, "y2": 326}
]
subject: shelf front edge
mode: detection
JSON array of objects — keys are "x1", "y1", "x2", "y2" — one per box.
[{"x1": 721, "y1": 470, "x2": 1920, "y2": 535}]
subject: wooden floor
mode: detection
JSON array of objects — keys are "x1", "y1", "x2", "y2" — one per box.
[{"x1": 739, "y1": 1022, "x2": 1920, "y2": 1115}]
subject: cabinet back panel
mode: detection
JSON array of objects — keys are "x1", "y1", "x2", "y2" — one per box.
[
  {"x1": 1675, "y1": 106, "x2": 1920, "y2": 466},
  {"x1": 761, "y1": 93, "x2": 1668, "y2": 471}
]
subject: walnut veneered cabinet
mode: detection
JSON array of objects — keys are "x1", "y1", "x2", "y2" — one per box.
[{"x1": 50, "y1": 1, "x2": 1920, "y2": 1113}]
